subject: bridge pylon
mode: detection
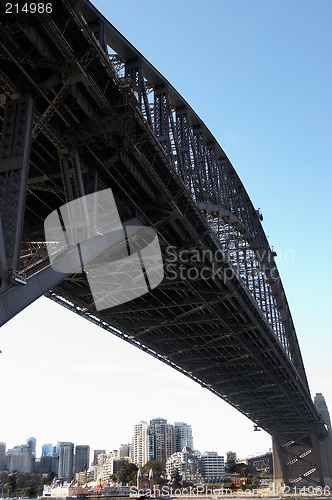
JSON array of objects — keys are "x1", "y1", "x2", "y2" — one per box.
[{"x1": 272, "y1": 425, "x2": 332, "y2": 489}]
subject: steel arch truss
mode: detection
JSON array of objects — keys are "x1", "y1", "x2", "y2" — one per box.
[{"x1": 111, "y1": 48, "x2": 307, "y2": 387}]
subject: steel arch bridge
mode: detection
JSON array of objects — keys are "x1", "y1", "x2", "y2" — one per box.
[{"x1": 0, "y1": 0, "x2": 331, "y2": 488}]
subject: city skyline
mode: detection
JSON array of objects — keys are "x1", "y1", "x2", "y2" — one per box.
[
  {"x1": 0, "y1": 0, "x2": 331, "y2": 465},
  {"x1": 0, "y1": 432, "x2": 273, "y2": 488},
  {"x1": 1, "y1": 435, "x2": 273, "y2": 494},
  {"x1": 0, "y1": 418, "x2": 240, "y2": 462},
  {"x1": 1, "y1": 419, "x2": 235, "y2": 483}
]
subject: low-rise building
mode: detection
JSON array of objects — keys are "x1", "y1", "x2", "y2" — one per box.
[
  {"x1": 247, "y1": 452, "x2": 273, "y2": 475},
  {"x1": 199, "y1": 451, "x2": 225, "y2": 483}
]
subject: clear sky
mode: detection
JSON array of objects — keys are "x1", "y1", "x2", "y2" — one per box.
[{"x1": 1, "y1": 0, "x2": 331, "y2": 461}]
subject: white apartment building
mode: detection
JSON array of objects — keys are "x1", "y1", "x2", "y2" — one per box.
[
  {"x1": 131, "y1": 421, "x2": 149, "y2": 467},
  {"x1": 166, "y1": 446, "x2": 200, "y2": 482}
]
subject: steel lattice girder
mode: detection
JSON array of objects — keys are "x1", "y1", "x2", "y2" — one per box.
[{"x1": 0, "y1": 94, "x2": 34, "y2": 279}]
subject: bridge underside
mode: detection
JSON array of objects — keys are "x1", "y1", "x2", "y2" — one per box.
[{"x1": 0, "y1": 0, "x2": 331, "y2": 487}]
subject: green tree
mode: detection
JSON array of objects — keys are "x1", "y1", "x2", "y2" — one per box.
[
  {"x1": 233, "y1": 463, "x2": 249, "y2": 477},
  {"x1": 248, "y1": 475, "x2": 260, "y2": 489},
  {"x1": 0, "y1": 471, "x2": 53, "y2": 498},
  {"x1": 142, "y1": 460, "x2": 166, "y2": 485},
  {"x1": 4, "y1": 482, "x2": 11, "y2": 497},
  {"x1": 118, "y1": 463, "x2": 138, "y2": 485},
  {"x1": 170, "y1": 470, "x2": 182, "y2": 488},
  {"x1": 6, "y1": 473, "x2": 17, "y2": 496}
]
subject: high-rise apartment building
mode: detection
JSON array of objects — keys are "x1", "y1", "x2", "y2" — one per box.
[
  {"x1": 132, "y1": 418, "x2": 192, "y2": 466},
  {"x1": 148, "y1": 418, "x2": 175, "y2": 464},
  {"x1": 57, "y1": 442, "x2": 74, "y2": 481},
  {"x1": 174, "y1": 422, "x2": 193, "y2": 451},
  {"x1": 132, "y1": 421, "x2": 149, "y2": 467},
  {"x1": 166, "y1": 424, "x2": 175, "y2": 459},
  {"x1": 74, "y1": 445, "x2": 90, "y2": 474},
  {"x1": 0, "y1": 442, "x2": 6, "y2": 471}
]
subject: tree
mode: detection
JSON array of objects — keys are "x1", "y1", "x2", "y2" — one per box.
[
  {"x1": 118, "y1": 463, "x2": 138, "y2": 485},
  {"x1": 142, "y1": 460, "x2": 166, "y2": 485},
  {"x1": 233, "y1": 463, "x2": 249, "y2": 477},
  {"x1": 6, "y1": 473, "x2": 17, "y2": 496},
  {"x1": 110, "y1": 474, "x2": 118, "y2": 484},
  {"x1": 170, "y1": 470, "x2": 182, "y2": 488},
  {"x1": 0, "y1": 471, "x2": 54, "y2": 498}
]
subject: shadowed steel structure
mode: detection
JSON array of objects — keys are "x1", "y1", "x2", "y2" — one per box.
[{"x1": 0, "y1": 0, "x2": 331, "y2": 488}]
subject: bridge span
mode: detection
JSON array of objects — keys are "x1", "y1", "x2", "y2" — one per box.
[{"x1": 0, "y1": 0, "x2": 331, "y2": 487}]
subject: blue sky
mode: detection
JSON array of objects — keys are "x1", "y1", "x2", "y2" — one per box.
[{"x1": 1, "y1": 0, "x2": 331, "y2": 461}]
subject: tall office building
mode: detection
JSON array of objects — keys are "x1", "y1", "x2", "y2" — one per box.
[
  {"x1": 93, "y1": 449, "x2": 106, "y2": 466},
  {"x1": 74, "y1": 445, "x2": 90, "y2": 474},
  {"x1": 27, "y1": 437, "x2": 37, "y2": 456},
  {"x1": 314, "y1": 393, "x2": 331, "y2": 431},
  {"x1": 0, "y1": 442, "x2": 6, "y2": 470},
  {"x1": 148, "y1": 418, "x2": 174, "y2": 464},
  {"x1": 40, "y1": 455, "x2": 53, "y2": 474},
  {"x1": 119, "y1": 443, "x2": 131, "y2": 458},
  {"x1": 42, "y1": 443, "x2": 53, "y2": 457},
  {"x1": 174, "y1": 422, "x2": 193, "y2": 451},
  {"x1": 5, "y1": 446, "x2": 34, "y2": 473},
  {"x1": 58, "y1": 442, "x2": 74, "y2": 481},
  {"x1": 52, "y1": 445, "x2": 59, "y2": 475},
  {"x1": 40, "y1": 443, "x2": 53, "y2": 473},
  {"x1": 132, "y1": 421, "x2": 149, "y2": 467}
]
